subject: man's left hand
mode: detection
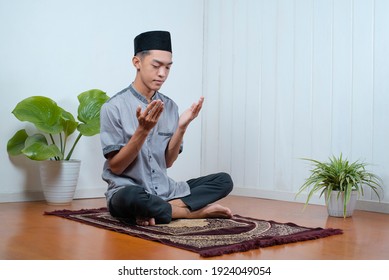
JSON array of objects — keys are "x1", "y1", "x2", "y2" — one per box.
[{"x1": 178, "y1": 97, "x2": 204, "y2": 130}]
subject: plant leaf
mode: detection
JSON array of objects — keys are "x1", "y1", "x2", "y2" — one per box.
[
  {"x1": 12, "y1": 96, "x2": 63, "y2": 134},
  {"x1": 60, "y1": 108, "x2": 78, "y2": 138},
  {"x1": 22, "y1": 134, "x2": 63, "y2": 160},
  {"x1": 77, "y1": 89, "x2": 109, "y2": 136},
  {"x1": 7, "y1": 129, "x2": 28, "y2": 156},
  {"x1": 77, "y1": 118, "x2": 100, "y2": 136}
]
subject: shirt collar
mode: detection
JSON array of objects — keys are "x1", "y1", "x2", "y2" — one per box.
[{"x1": 129, "y1": 84, "x2": 158, "y2": 104}]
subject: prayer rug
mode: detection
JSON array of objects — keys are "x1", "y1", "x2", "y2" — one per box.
[{"x1": 45, "y1": 208, "x2": 342, "y2": 257}]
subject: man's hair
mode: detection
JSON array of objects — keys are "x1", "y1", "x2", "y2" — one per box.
[{"x1": 135, "y1": 50, "x2": 150, "y2": 59}]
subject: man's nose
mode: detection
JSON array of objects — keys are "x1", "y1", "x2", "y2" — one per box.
[{"x1": 158, "y1": 67, "x2": 168, "y2": 77}]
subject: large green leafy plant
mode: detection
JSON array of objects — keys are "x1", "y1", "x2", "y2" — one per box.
[
  {"x1": 296, "y1": 154, "x2": 383, "y2": 217},
  {"x1": 7, "y1": 89, "x2": 109, "y2": 161}
]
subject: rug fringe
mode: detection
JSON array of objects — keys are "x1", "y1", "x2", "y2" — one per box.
[
  {"x1": 44, "y1": 207, "x2": 107, "y2": 217},
  {"x1": 199, "y1": 227, "x2": 343, "y2": 257}
]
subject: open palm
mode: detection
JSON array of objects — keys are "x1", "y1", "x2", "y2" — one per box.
[{"x1": 178, "y1": 97, "x2": 204, "y2": 130}]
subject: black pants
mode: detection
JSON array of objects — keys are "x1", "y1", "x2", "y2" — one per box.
[{"x1": 109, "y1": 172, "x2": 233, "y2": 225}]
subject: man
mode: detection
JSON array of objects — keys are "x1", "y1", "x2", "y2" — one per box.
[{"x1": 100, "y1": 30, "x2": 233, "y2": 226}]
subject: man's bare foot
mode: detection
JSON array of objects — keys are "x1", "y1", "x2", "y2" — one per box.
[
  {"x1": 194, "y1": 204, "x2": 233, "y2": 219},
  {"x1": 136, "y1": 217, "x2": 155, "y2": 226},
  {"x1": 169, "y1": 199, "x2": 232, "y2": 220}
]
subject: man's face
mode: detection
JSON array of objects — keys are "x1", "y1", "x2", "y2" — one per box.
[{"x1": 136, "y1": 50, "x2": 173, "y2": 92}]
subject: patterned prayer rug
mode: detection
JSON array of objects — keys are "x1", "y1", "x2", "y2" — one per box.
[{"x1": 45, "y1": 208, "x2": 342, "y2": 257}]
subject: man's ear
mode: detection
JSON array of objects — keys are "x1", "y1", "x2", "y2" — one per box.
[{"x1": 132, "y1": 56, "x2": 141, "y2": 70}]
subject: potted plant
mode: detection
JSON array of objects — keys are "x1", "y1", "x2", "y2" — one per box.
[
  {"x1": 296, "y1": 154, "x2": 383, "y2": 218},
  {"x1": 7, "y1": 89, "x2": 109, "y2": 204}
]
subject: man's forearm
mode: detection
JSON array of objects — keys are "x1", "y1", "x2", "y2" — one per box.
[
  {"x1": 108, "y1": 126, "x2": 149, "y2": 175},
  {"x1": 165, "y1": 127, "x2": 186, "y2": 168}
]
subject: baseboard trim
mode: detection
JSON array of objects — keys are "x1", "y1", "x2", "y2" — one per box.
[
  {"x1": 231, "y1": 187, "x2": 389, "y2": 214},
  {"x1": 0, "y1": 191, "x2": 45, "y2": 203},
  {"x1": 0, "y1": 188, "x2": 106, "y2": 203}
]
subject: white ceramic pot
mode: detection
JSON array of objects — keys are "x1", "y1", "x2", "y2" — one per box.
[
  {"x1": 325, "y1": 190, "x2": 358, "y2": 217},
  {"x1": 39, "y1": 160, "x2": 81, "y2": 205}
]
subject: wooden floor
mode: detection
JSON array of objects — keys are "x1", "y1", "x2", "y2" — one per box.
[{"x1": 1, "y1": 195, "x2": 389, "y2": 260}]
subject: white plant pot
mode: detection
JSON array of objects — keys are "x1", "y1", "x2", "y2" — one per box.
[
  {"x1": 39, "y1": 160, "x2": 81, "y2": 205},
  {"x1": 325, "y1": 190, "x2": 358, "y2": 218}
]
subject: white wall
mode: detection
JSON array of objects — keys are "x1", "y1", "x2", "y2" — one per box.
[
  {"x1": 202, "y1": 0, "x2": 389, "y2": 213},
  {"x1": 0, "y1": 0, "x2": 204, "y2": 202}
]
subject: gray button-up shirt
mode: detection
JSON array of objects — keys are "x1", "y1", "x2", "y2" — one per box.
[{"x1": 100, "y1": 84, "x2": 190, "y2": 205}]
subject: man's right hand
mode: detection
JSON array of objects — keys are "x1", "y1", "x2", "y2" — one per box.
[{"x1": 136, "y1": 100, "x2": 164, "y2": 131}]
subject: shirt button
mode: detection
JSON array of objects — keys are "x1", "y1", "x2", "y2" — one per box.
[{"x1": 152, "y1": 170, "x2": 155, "y2": 173}]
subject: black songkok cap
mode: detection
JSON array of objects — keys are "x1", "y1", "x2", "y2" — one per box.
[{"x1": 134, "y1": 31, "x2": 172, "y2": 55}]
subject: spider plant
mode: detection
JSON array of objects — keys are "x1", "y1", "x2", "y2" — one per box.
[{"x1": 296, "y1": 154, "x2": 383, "y2": 217}]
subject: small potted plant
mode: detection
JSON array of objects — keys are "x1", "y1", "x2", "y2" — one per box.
[
  {"x1": 7, "y1": 89, "x2": 109, "y2": 204},
  {"x1": 296, "y1": 154, "x2": 383, "y2": 218}
]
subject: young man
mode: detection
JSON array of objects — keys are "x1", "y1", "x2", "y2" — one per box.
[{"x1": 100, "y1": 31, "x2": 233, "y2": 226}]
